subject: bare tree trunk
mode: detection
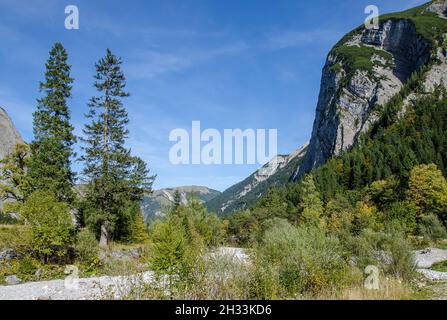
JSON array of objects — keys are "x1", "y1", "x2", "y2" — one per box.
[{"x1": 99, "y1": 221, "x2": 108, "y2": 248}]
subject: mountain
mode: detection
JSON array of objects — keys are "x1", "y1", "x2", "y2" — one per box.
[
  {"x1": 293, "y1": 0, "x2": 447, "y2": 180},
  {"x1": 206, "y1": 144, "x2": 308, "y2": 215},
  {"x1": 207, "y1": 0, "x2": 447, "y2": 216},
  {"x1": 142, "y1": 186, "x2": 220, "y2": 222},
  {"x1": 0, "y1": 107, "x2": 23, "y2": 160}
]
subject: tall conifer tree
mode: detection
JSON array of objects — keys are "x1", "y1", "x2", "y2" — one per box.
[
  {"x1": 81, "y1": 49, "x2": 154, "y2": 246},
  {"x1": 28, "y1": 43, "x2": 76, "y2": 203}
]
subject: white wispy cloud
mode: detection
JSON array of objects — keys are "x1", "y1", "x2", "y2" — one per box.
[
  {"x1": 125, "y1": 51, "x2": 192, "y2": 78},
  {"x1": 125, "y1": 41, "x2": 248, "y2": 79}
]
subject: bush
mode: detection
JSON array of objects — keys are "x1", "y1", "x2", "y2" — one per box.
[
  {"x1": 418, "y1": 214, "x2": 447, "y2": 241},
  {"x1": 149, "y1": 219, "x2": 197, "y2": 290},
  {"x1": 76, "y1": 228, "x2": 99, "y2": 263},
  {"x1": 19, "y1": 190, "x2": 74, "y2": 263},
  {"x1": 385, "y1": 201, "x2": 418, "y2": 234},
  {"x1": 253, "y1": 218, "x2": 351, "y2": 296},
  {"x1": 344, "y1": 226, "x2": 416, "y2": 281},
  {"x1": 382, "y1": 229, "x2": 416, "y2": 281},
  {"x1": 0, "y1": 225, "x2": 32, "y2": 254}
]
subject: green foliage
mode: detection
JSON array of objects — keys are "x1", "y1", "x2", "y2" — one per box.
[
  {"x1": 0, "y1": 212, "x2": 18, "y2": 224},
  {"x1": 149, "y1": 199, "x2": 226, "y2": 293},
  {"x1": 382, "y1": 225, "x2": 417, "y2": 281},
  {"x1": 253, "y1": 219, "x2": 351, "y2": 296},
  {"x1": 408, "y1": 164, "x2": 447, "y2": 221},
  {"x1": 431, "y1": 260, "x2": 447, "y2": 272},
  {"x1": 380, "y1": 3, "x2": 447, "y2": 46},
  {"x1": 0, "y1": 225, "x2": 32, "y2": 252},
  {"x1": 80, "y1": 49, "x2": 155, "y2": 245},
  {"x1": 343, "y1": 226, "x2": 416, "y2": 281},
  {"x1": 334, "y1": 2, "x2": 447, "y2": 50},
  {"x1": 130, "y1": 203, "x2": 150, "y2": 244},
  {"x1": 28, "y1": 43, "x2": 77, "y2": 203},
  {"x1": 313, "y1": 89, "x2": 447, "y2": 204},
  {"x1": 331, "y1": 45, "x2": 394, "y2": 80},
  {"x1": 75, "y1": 228, "x2": 99, "y2": 263},
  {"x1": 385, "y1": 201, "x2": 418, "y2": 234},
  {"x1": 172, "y1": 198, "x2": 226, "y2": 247},
  {"x1": 149, "y1": 219, "x2": 195, "y2": 289},
  {"x1": 0, "y1": 144, "x2": 31, "y2": 210},
  {"x1": 19, "y1": 190, "x2": 74, "y2": 262},
  {"x1": 418, "y1": 214, "x2": 447, "y2": 241},
  {"x1": 297, "y1": 174, "x2": 323, "y2": 226},
  {"x1": 226, "y1": 210, "x2": 257, "y2": 245}
]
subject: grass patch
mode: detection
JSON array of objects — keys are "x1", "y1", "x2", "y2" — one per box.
[
  {"x1": 380, "y1": 2, "x2": 447, "y2": 46},
  {"x1": 431, "y1": 260, "x2": 447, "y2": 272},
  {"x1": 331, "y1": 45, "x2": 394, "y2": 77},
  {"x1": 330, "y1": 1, "x2": 447, "y2": 81}
]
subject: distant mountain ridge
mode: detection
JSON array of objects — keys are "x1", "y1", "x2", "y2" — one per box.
[
  {"x1": 206, "y1": 144, "x2": 308, "y2": 215},
  {"x1": 142, "y1": 186, "x2": 220, "y2": 222}
]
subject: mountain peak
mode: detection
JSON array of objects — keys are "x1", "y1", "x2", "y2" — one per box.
[{"x1": 293, "y1": 2, "x2": 447, "y2": 180}]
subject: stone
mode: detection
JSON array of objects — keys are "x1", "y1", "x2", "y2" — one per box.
[
  {"x1": 5, "y1": 275, "x2": 22, "y2": 286},
  {"x1": 0, "y1": 249, "x2": 18, "y2": 260},
  {"x1": 34, "y1": 268, "x2": 44, "y2": 277}
]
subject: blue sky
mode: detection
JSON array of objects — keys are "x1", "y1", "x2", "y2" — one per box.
[{"x1": 0, "y1": 0, "x2": 426, "y2": 191}]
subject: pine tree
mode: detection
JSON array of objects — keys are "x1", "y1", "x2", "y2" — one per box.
[
  {"x1": 81, "y1": 49, "x2": 154, "y2": 247},
  {"x1": 173, "y1": 190, "x2": 182, "y2": 211},
  {"x1": 28, "y1": 43, "x2": 76, "y2": 203},
  {"x1": 298, "y1": 174, "x2": 323, "y2": 226},
  {"x1": 132, "y1": 208, "x2": 149, "y2": 243}
]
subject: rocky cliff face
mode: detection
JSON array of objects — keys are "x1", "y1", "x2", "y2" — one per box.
[
  {"x1": 0, "y1": 107, "x2": 24, "y2": 209},
  {"x1": 206, "y1": 144, "x2": 307, "y2": 215},
  {"x1": 294, "y1": 1, "x2": 447, "y2": 180},
  {"x1": 0, "y1": 107, "x2": 24, "y2": 160},
  {"x1": 142, "y1": 186, "x2": 220, "y2": 222}
]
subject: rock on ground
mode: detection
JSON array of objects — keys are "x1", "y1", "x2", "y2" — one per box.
[
  {"x1": 0, "y1": 272, "x2": 154, "y2": 300},
  {"x1": 413, "y1": 248, "x2": 447, "y2": 269}
]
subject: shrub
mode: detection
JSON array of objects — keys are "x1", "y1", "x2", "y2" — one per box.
[
  {"x1": 385, "y1": 201, "x2": 418, "y2": 234},
  {"x1": 19, "y1": 190, "x2": 75, "y2": 263},
  {"x1": 76, "y1": 228, "x2": 99, "y2": 263},
  {"x1": 344, "y1": 226, "x2": 416, "y2": 281},
  {"x1": 0, "y1": 224, "x2": 33, "y2": 254},
  {"x1": 418, "y1": 214, "x2": 447, "y2": 241},
  {"x1": 149, "y1": 219, "x2": 196, "y2": 290},
  {"x1": 408, "y1": 164, "x2": 447, "y2": 220},
  {"x1": 254, "y1": 218, "x2": 351, "y2": 296},
  {"x1": 382, "y1": 226, "x2": 416, "y2": 281}
]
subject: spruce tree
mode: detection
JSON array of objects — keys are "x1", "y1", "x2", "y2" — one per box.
[
  {"x1": 173, "y1": 190, "x2": 182, "y2": 211},
  {"x1": 298, "y1": 174, "x2": 323, "y2": 226},
  {"x1": 28, "y1": 43, "x2": 76, "y2": 203},
  {"x1": 81, "y1": 49, "x2": 154, "y2": 247}
]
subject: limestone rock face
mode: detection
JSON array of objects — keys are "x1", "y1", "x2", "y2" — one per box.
[
  {"x1": 206, "y1": 143, "x2": 308, "y2": 215},
  {"x1": 0, "y1": 107, "x2": 24, "y2": 160},
  {"x1": 293, "y1": 4, "x2": 446, "y2": 180}
]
